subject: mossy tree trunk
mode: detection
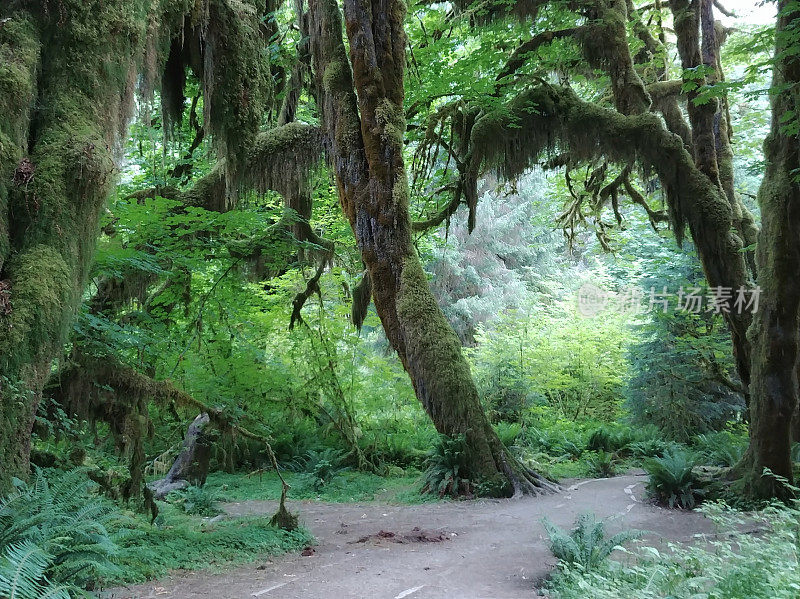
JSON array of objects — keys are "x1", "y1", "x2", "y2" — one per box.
[
  {"x1": 668, "y1": 0, "x2": 757, "y2": 397},
  {"x1": 307, "y1": 0, "x2": 556, "y2": 495},
  {"x1": 0, "y1": 0, "x2": 275, "y2": 493},
  {"x1": 741, "y1": 0, "x2": 800, "y2": 497},
  {"x1": 0, "y1": 1, "x2": 149, "y2": 492}
]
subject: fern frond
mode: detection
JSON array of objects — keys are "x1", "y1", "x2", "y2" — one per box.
[{"x1": 0, "y1": 540, "x2": 71, "y2": 599}]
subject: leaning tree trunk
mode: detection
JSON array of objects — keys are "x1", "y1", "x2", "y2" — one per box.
[
  {"x1": 307, "y1": 0, "x2": 555, "y2": 495},
  {"x1": 0, "y1": 1, "x2": 149, "y2": 492},
  {"x1": 149, "y1": 413, "x2": 213, "y2": 499},
  {"x1": 741, "y1": 0, "x2": 800, "y2": 497}
]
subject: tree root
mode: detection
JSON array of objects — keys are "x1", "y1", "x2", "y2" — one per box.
[{"x1": 498, "y1": 446, "x2": 561, "y2": 497}]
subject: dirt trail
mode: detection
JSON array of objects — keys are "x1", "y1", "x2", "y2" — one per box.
[{"x1": 105, "y1": 474, "x2": 714, "y2": 599}]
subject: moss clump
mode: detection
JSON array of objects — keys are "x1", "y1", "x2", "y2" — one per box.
[
  {"x1": 0, "y1": 246, "x2": 71, "y2": 371},
  {"x1": 0, "y1": 11, "x2": 40, "y2": 270},
  {"x1": 203, "y1": 0, "x2": 272, "y2": 183},
  {"x1": 322, "y1": 59, "x2": 351, "y2": 94},
  {"x1": 269, "y1": 501, "x2": 299, "y2": 531},
  {"x1": 247, "y1": 123, "x2": 323, "y2": 198}
]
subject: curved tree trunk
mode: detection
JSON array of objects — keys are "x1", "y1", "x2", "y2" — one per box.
[{"x1": 307, "y1": 0, "x2": 555, "y2": 495}]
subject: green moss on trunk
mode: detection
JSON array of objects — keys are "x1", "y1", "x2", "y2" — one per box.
[
  {"x1": 741, "y1": 0, "x2": 800, "y2": 498},
  {"x1": 0, "y1": 0, "x2": 150, "y2": 490},
  {"x1": 0, "y1": 12, "x2": 40, "y2": 272}
]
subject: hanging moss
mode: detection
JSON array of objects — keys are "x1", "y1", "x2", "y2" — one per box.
[
  {"x1": 203, "y1": 0, "x2": 272, "y2": 184},
  {"x1": 351, "y1": 269, "x2": 372, "y2": 330},
  {"x1": 246, "y1": 122, "x2": 323, "y2": 198}
]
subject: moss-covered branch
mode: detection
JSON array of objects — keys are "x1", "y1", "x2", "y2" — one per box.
[{"x1": 468, "y1": 82, "x2": 751, "y2": 390}]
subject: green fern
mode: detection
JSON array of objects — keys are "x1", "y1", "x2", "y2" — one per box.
[
  {"x1": 644, "y1": 448, "x2": 705, "y2": 509},
  {"x1": 0, "y1": 470, "x2": 123, "y2": 593},
  {"x1": 421, "y1": 434, "x2": 471, "y2": 497},
  {"x1": 587, "y1": 427, "x2": 633, "y2": 454},
  {"x1": 298, "y1": 448, "x2": 350, "y2": 492},
  {"x1": 694, "y1": 431, "x2": 747, "y2": 467},
  {"x1": 585, "y1": 450, "x2": 617, "y2": 478},
  {"x1": 494, "y1": 421, "x2": 522, "y2": 447},
  {"x1": 172, "y1": 485, "x2": 221, "y2": 517},
  {"x1": 542, "y1": 513, "x2": 643, "y2": 571},
  {"x1": 0, "y1": 540, "x2": 77, "y2": 599}
]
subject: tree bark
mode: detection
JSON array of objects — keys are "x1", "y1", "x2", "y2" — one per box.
[
  {"x1": 149, "y1": 413, "x2": 213, "y2": 499},
  {"x1": 0, "y1": 2, "x2": 148, "y2": 492},
  {"x1": 308, "y1": 0, "x2": 556, "y2": 495},
  {"x1": 741, "y1": 0, "x2": 800, "y2": 497}
]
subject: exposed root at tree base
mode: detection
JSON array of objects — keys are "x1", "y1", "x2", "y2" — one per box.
[{"x1": 500, "y1": 450, "x2": 562, "y2": 497}]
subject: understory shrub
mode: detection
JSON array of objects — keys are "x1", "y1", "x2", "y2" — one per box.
[
  {"x1": 585, "y1": 451, "x2": 617, "y2": 478},
  {"x1": 627, "y1": 438, "x2": 674, "y2": 459},
  {"x1": 543, "y1": 502, "x2": 800, "y2": 598},
  {"x1": 494, "y1": 421, "x2": 523, "y2": 447},
  {"x1": 173, "y1": 485, "x2": 221, "y2": 516},
  {"x1": 0, "y1": 469, "x2": 123, "y2": 597},
  {"x1": 644, "y1": 448, "x2": 704, "y2": 509},
  {"x1": 297, "y1": 448, "x2": 349, "y2": 492},
  {"x1": 626, "y1": 307, "x2": 743, "y2": 442},
  {"x1": 542, "y1": 513, "x2": 643, "y2": 572},
  {"x1": 693, "y1": 428, "x2": 748, "y2": 467},
  {"x1": 421, "y1": 434, "x2": 471, "y2": 497}
]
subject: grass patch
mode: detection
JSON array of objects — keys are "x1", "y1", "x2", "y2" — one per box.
[
  {"x1": 542, "y1": 502, "x2": 800, "y2": 598},
  {"x1": 204, "y1": 470, "x2": 430, "y2": 503},
  {"x1": 110, "y1": 502, "x2": 312, "y2": 584}
]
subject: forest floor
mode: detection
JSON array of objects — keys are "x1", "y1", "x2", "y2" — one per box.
[{"x1": 104, "y1": 473, "x2": 714, "y2": 599}]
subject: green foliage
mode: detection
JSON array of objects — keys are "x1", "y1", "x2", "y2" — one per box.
[
  {"x1": 0, "y1": 470, "x2": 121, "y2": 584},
  {"x1": 468, "y1": 303, "x2": 629, "y2": 423},
  {"x1": 297, "y1": 448, "x2": 350, "y2": 492},
  {"x1": 587, "y1": 426, "x2": 634, "y2": 454},
  {"x1": 585, "y1": 451, "x2": 617, "y2": 478},
  {"x1": 544, "y1": 502, "x2": 800, "y2": 598},
  {"x1": 0, "y1": 541, "x2": 73, "y2": 599},
  {"x1": 693, "y1": 427, "x2": 748, "y2": 467},
  {"x1": 626, "y1": 439, "x2": 674, "y2": 459},
  {"x1": 421, "y1": 434, "x2": 471, "y2": 498},
  {"x1": 644, "y1": 449, "x2": 704, "y2": 509},
  {"x1": 0, "y1": 469, "x2": 123, "y2": 596},
  {"x1": 112, "y1": 504, "x2": 311, "y2": 584},
  {"x1": 205, "y1": 470, "x2": 428, "y2": 504},
  {"x1": 494, "y1": 421, "x2": 522, "y2": 447},
  {"x1": 624, "y1": 246, "x2": 744, "y2": 442},
  {"x1": 542, "y1": 513, "x2": 642, "y2": 572},
  {"x1": 173, "y1": 485, "x2": 222, "y2": 517},
  {"x1": 521, "y1": 416, "x2": 590, "y2": 460}
]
